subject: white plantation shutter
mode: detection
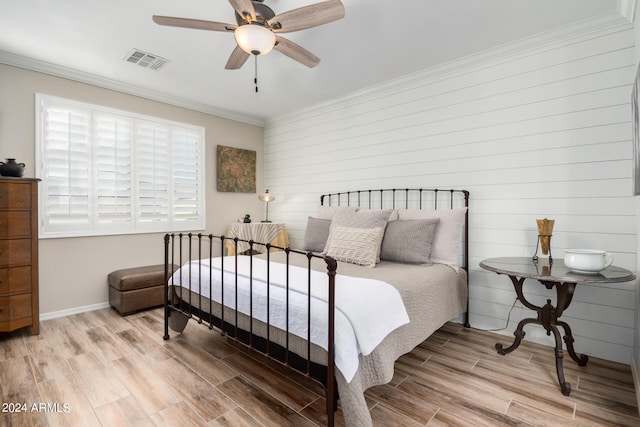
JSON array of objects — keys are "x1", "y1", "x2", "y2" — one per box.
[
  {"x1": 94, "y1": 114, "x2": 133, "y2": 227},
  {"x1": 172, "y1": 129, "x2": 201, "y2": 223},
  {"x1": 36, "y1": 94, "x2": 205, "y2": 238},
  {"x1": 41, "y1": 105, "x2": 92, "y2": 233},
  {"x1": 136, "y1": 122, "x2": 170, "y2": 226}
]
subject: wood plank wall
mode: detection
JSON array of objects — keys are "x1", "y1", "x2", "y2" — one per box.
[{"x1": 263, "y1": 17, "x2": 637, "y2": 364}]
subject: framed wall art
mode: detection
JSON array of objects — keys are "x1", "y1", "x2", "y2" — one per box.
[{"x1": 216, "y1": 145, "x2": 256, "y2": 193}]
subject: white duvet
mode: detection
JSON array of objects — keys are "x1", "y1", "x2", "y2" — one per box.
[{"x1": 170, "y1": 255, "x2": 409, "y2": 382}]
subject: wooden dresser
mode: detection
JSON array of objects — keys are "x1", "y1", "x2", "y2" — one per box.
[{"x1": 0, "y1": 177, "x2": 39, "y2": 335}]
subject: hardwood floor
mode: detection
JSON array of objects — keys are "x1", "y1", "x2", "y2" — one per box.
[{"x1": 0, "y1": 307, "x2": 638, "y2": 426}]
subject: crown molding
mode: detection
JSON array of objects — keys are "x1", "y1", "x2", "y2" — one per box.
[{"x1": 0, "y1": 50, "x2": 264, "y2": 127}]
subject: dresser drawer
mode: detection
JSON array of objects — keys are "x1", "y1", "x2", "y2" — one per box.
[
  {"x1": 0, "y1": 182, "x2": 31, "y2": 210},
  {"x1": 0, "y1": 239, "x2": 31, "y2": 267},
  {"x1": 0, "y1": 267, "x2": 31, "y2": 295},
  {"x1": 0, "y1": 211, "x2": 31, "y2": 238},
  {"x1": 0, "y1": 293, "x2": 32, "y2": 323}
]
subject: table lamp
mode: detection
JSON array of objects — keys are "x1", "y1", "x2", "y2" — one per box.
[{"x1": 258, "y1": 190, "x2": 275, "y2": 222}]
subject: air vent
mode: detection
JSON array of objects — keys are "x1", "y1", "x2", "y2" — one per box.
[{"x1": 124, "y1": 49, "x2": 170, "y2": 71}]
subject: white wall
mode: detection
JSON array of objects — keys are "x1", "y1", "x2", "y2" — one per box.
[
  {"x1": 0, "y1": 63, "x2": 264, "y2": 317},
  {"x1": 264, "y1": 16, "x2": 637, "y2": 364}
]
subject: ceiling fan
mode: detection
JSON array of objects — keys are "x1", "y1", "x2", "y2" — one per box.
[{"x1": 152, "y1": 0, "x2": 345, "y2": 70}]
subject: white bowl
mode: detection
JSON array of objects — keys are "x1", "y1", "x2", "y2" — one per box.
[{"x1": 564, "y1": 249, "x2": 613, "y2": 274}]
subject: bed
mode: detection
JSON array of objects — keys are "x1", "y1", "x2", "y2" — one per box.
[{"x1": 163, "y1": 188, "x2": 469, "y2": 426}]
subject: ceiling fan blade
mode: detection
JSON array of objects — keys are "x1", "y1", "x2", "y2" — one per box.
[
  {"x1": 268, "y1": 0, "x2": 345, "y2": 33},
  {"x1": 225, "y1": 45, "x2": 250, "y2": 69},
  {"x1": 152, "y1": 15, "x2": 235, "y2": 32},
  {"x1": 274, "y1": 36, "x2": 320, "y2": 68},
  {"x1": 228, "y1": 0, "x2": 256, "y2": 23}
]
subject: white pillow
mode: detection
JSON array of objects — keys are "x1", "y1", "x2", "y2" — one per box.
[
  {"x1": 325, "y1": 226, "x2": 385, "y2": 268},
  {"x1": 315, "y1": 205, "x2": 358, "y2": 220},
  {"x1": 397, "y1": 207, "x2": 467, "y2": 271}
]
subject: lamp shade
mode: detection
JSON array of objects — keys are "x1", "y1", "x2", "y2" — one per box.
[
  {"x1": 234, "y1": 24, "x2": 276, "y2": 56},
  {"x1": 258, "y1": 190, "x2": 275, "y2": 202}
]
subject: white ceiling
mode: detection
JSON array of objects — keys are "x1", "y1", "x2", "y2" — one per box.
[{"x1": 0, "y1": 0, "x2": 625, "y2": 125}]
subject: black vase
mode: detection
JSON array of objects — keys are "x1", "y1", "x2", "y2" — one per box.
[{"x1": 0, "y1": 158, "x2": 25, "y2": 177}]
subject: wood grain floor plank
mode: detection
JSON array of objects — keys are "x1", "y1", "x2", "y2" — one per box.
[
  {"x1": 222, "y1": 338, "x2": 328, "y2": 396},
  {"x1": 299, "y1": 397, "x2": 347, "y2": 427},
  {"x1": 163, "y1": 339, "x2": 238, "y2": 385},
  {"x1": 506, "y1": 399, "x2": 580, "y2": 426},
  {"x1": 0, "y1": 307, "x2": 637, "y2": 427},
  {"x1": 208, "y1": 407, "x2": 266, "y2": 427},
  {"x1": 365, "y1": 383, "x2": 439, "y2": 424},
  {"x1": 573, "y1": 399, "x2": 640, "y2": 427},
  {"x1": 0, "y1": 355, "x2": 48, "y2": 427},
  {"x1": 427, "y1": 335, "x2": 533, "y2": 367},
  {"x1": 21, "y1": 316, "x2": 92, "y2": 360},
  {"x1": 85, "y1": 325, "x2": 136, "y2": 363},
  {"x1": 369, "y1": 402, "x2": 425, "y2": 427},
  {"x1": 217, "y1": 376, "x2": 317, "y2": 427},
  {"x1": 221, "y1": 349, "x2": 321, "y2": 411},
  {"x1": 396, "y1": 357, "x2": 513, "y2": 414},
  {"x1": 471, "y1": 360, "x2": 577, "y2": 419},
  {"x1": 396, "y1": 373, "x2": 536, "y2": 427},
  {"x1": 26, "y1": 341, "x2": 74, "y2": 384},
  {"x1": 67, "y1": 351, "x2": 131, "y2": 408},
  {"x1": 116, "y1": 327, "x2": 174, "y2": 364},
  {"x1": 172, "y1": 323, "x2": 240, "y2": 360},
  {"x1": 150, "y1": 400, "x2": 209, "y2": 427},
  {"x1": 111, "y1": 355, "x2": 183, "y2": 415},
  {"x1": 93, "y1": 395, "x2": 156, "y2": 427},
  {"x1": 576, "y1": 376, "x2": 638, "y2": 409},
  {"x1": 152, "y1": 356, "x2": 238, "y2": 422},
  {"x1": 0, "y1": 330, "x2": 28, "y2": 361},
  {"x1": 37, "y1": 372, "x2": 101, "y2": 426},
  {"x1": 428, "y1": 407, "x2": 530, "y2": 427}
]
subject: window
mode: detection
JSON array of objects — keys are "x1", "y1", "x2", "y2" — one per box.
[{"x1": 36, "y1": 94, "x2": 205, "y2": 238}]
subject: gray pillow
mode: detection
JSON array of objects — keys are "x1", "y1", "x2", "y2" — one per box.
[
  {"x1": 380, "y1": 219, "x2": 440, "y2": 264},
  {"x1": 302, "y1": 217, "x2": 331, "y2": 252}
]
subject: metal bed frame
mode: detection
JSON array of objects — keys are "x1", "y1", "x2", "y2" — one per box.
[{"x1": 163, "y1": 188, "x2": 469, "y2": 426}]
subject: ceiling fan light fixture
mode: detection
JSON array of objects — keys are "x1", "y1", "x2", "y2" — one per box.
[{"x1": 234, "y1": 24, "x2": 276, "y2": 55}]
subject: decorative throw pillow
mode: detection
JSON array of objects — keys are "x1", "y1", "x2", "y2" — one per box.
[
  {"x1": 398, "y1": 207, "x2": 467, "y2": 271},
  {"x1": 325, "y1": 226, "x2": 385, "y2": 268},
  {"x1": 323, "y1": 209, "x2": 393, "y2": 260},
  {"x1": 315, "y1": 205, "x2": 358, "y2": 220},
  {"x1": 380, "y1": 219, "x2": 440, "y2": 264},
  {"x1": 302, "y1": 217, "x2": 331, "y2": 252}
]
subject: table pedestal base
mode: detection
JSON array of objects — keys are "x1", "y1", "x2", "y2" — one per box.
[{"x1": 495, "y1": 276, "x2": 589, "y2": 395}]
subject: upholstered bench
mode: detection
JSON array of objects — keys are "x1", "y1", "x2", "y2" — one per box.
[{"x1": 108, "y1": 264, "x2": 178, "y2": 315}]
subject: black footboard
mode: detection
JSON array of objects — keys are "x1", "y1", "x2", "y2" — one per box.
[{"x1": 163, "y1": 233, "x2": 338, "y2": 426}]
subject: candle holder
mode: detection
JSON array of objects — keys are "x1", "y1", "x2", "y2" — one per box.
[{"x1": 533, "y1": 218, "x2": 554, "y2": 264}]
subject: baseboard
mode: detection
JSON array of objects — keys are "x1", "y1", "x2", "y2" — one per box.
[
  {"x1": 633, "y1": 358, "x2": 640, "y2": 417},
  {"x1": 40, "y1": 302, "x2": 111, "y2": 321}
]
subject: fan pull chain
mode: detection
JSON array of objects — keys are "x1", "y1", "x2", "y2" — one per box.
[{"x1": 254, "y1": 55, "x2": 258, "y2": 93}]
